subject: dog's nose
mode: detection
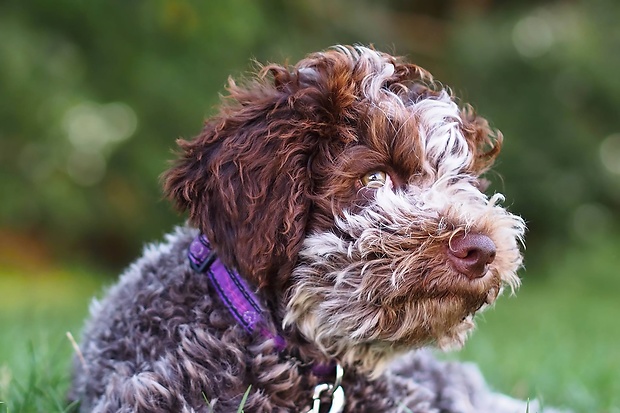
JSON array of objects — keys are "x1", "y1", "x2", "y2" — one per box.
[{"x1": 447, "y1": 233, "x2": 496, "y2": 279}]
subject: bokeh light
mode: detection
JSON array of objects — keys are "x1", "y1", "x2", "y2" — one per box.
[{"x1": 600, "y1": 133, "x2": 620, "y2": 175}]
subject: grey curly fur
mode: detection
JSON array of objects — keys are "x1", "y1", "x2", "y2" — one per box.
[
  {"x1": 70, "y1": 46, "x2": 567, "y2": 413},
  {"x1": 71, "y1": 228, "x2": 560, "y2": 413}
]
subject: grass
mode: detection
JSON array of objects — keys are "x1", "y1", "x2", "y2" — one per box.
[
  {"x1": 1, "y1": 236, "x2": 619, "y2": 412},
  {"x1": 451, "y1": 236, "x2": 620, "y2": 412},
  {"x1": 0, "y1": 267, "x2": 103, "y2": 413}
]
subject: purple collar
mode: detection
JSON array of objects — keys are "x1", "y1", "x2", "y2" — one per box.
[
  {"x1": 188, "y1": 234, "x2": 287, "y2": 351},
  {"x1": 188, "y1": 233, "x2": 343, "y2": 386},
  {"x1": 188, "y1": 234, "x2": 346, "y2": 410}
]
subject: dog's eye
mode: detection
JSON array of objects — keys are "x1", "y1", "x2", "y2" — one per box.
[{"x1": 361, "y1": 171, "x2": 387, "y2": 188}]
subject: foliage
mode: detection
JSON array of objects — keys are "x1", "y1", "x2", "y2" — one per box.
[
  {"x1": 447, "y1": 0, "x2": 620, "y2": 256},
  {"x1": 0, "y1": 0, "x2": 618, "y2": 268},
  {"x1": 0, "y1": 0, "x2": 335, "y2": 266}
]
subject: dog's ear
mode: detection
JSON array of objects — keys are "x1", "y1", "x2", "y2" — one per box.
[
  {"x1": 460, "y1": 104, "x2": 502, "y2": 175},
  {"x1": 162, "y1": 63, "x2": 351, "y2": 289}
]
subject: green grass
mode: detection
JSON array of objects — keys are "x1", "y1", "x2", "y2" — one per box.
[
  {"x1": 1, "y1": 236, "x2": 619, "y2": 412},
  {"x1": 451, "y1": 236, "x2": 620, "y2": 412},
  {"x1": 0, "y1": 267, "x2": 104, "y2": 413}
]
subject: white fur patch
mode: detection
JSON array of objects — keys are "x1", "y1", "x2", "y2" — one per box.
[{"x1": 284, "y1": 61, "x2": 524, "y2": 372}]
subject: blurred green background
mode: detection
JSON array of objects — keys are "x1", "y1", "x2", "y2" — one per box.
[{"x1": 0, "y1": 0, "x2": 619, "y2": 412}]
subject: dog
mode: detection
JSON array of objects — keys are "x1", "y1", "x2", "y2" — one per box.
[{"x1": 70, "y1": 45, "x2": 558, "y2": 412}]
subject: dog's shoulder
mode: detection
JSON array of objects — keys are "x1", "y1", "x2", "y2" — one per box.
[{"x1": 90, "y1": 225, "x2": 203, "y2": 316}]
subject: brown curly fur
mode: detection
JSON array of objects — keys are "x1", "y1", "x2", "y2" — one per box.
[{"x1": 163, "y1": 47, "x2": 502, "y2": 289}]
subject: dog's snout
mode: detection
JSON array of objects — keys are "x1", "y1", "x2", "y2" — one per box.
[{"x1": 447, "y1": 233, "x2": 496, "y2": 279}]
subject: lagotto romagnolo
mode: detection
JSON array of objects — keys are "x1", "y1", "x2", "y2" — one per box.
[{"x1": 70, "y1": 46, "x2": 563, "y2": 412}]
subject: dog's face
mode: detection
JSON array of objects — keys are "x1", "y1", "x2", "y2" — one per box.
[{"x1": 164, "y1": 46, "x2": 524, "y2": 375}]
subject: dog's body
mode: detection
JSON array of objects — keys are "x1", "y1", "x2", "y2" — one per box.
[{"x1": 71, "y1": 46, "x2": 554, "y2": 412}]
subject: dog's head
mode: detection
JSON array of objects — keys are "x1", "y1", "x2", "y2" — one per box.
[{"x1": 164, "y1": 46, "x2": 524, "y2": 374}]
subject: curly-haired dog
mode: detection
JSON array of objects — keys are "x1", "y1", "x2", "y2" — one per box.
[{"x1": 70, "y1": 46, "x2": 557, "y2": 413}]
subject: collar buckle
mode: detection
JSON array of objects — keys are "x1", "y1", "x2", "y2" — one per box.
[{"x1": 306, "y1": 364, "x2": 345, "y2": 413}]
